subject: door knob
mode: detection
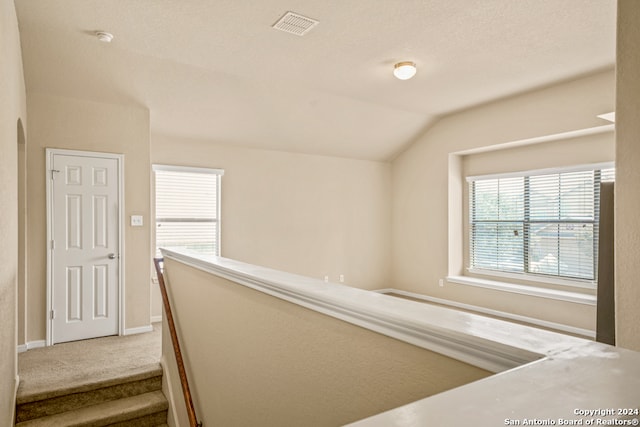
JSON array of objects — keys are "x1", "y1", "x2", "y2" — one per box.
[{"x1": 108, "y1": 253, "x2": 117, "y2": 260}]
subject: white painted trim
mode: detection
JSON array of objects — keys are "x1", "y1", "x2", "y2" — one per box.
[
  {"x1": 124, "y1": 325, "x2": 153, "y2": 336},
  {"x1": 467, "y1": 268, "x2": 596, "y2": 290},
  {"x1": 446, "y1": 275, "x2": 596, "y2": 305},
  {"x1": 118, "y1": 155, "x2": 125, "y2": 338},
  {"x1": 45, "y1": 150, "x2": 52, "y2": 346},
  {"x1": 152, "y1": 164, "x2": 224, "y2": 176},
  {"x1": 373, "y1": 289, "x2": 595, "y2": 339},
  {"x1": 373, "y1": 288, "x2": 395, "y2": 294},
  {"x1": 151, "y1": 315, "x2": 163, "y2": 323},
  {"x1": 29, "y1": 340, "x2": 46, "y2": 350},
  {"x1": 17, "y1": 340, "x2": 46, "y2": 353},
  {"x1": 46, "y1": 148, "x2": 125, "y2": 346},
  {"x1": 162, "y1": 248, "x2": 546, "y2": 373},
  {"x1": 32, "y1": 340, "x2": 45, "y2": 350},
  {"x1": 217, "y1": 173, "x2": 223, "y2": 256}
]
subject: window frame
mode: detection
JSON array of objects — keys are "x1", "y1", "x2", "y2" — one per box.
[
  {"x1": 465, "y1": 162, "x2": 614, "y2": 289},
  {"x1": 153, "y1": 164, "x2": 224, "y2": 257}
]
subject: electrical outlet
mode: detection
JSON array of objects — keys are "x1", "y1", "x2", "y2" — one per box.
[
  {"x1": 438, "y1": 279, "x2": 444, "y2": 287},
  {"x1": 323, "y1": 276, "x2": 329, "y2": 283},
  {"x1": 339, "y1": 274, "x2": 345, "y2": 283}
]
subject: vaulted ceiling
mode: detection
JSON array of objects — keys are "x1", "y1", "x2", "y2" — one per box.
[{"x1": 15, "y1": 0, "x2": 616, "y2": 161}]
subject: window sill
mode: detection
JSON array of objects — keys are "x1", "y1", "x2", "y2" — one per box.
[
  {"x1": 467, "y1": 268, "x2": 596, "y2": 289},
  {"x1": 446, "y1": 275, "x2": 597, "y2": 306}
]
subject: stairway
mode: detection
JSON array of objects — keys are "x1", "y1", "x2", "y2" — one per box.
[{"x1": 15, "y1": 364, "x2": 168, "y2": 426}]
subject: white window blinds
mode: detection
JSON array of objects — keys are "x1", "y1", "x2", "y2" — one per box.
[
  {"x1": 154, "y1": 165, "x2": 223, "y2": 257},
  {"x1": 468, "y1": 165, "x2": 614, "y2": 283}
]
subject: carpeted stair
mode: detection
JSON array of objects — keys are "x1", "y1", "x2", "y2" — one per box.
[{"x1": 15, "y1": 364, "x2": 168, "y2": 426}]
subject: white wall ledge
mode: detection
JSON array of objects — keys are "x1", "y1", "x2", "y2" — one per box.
[
  {"x1": 374, "y1": 288, "x2": 595, "y2": 339},
  {"x1": 164, "y1": 248, "x2": 577, "y2": 373},
  {"x1": 447, "y1": 275, "x2": 597, "y2": 305},
  {"x1": 161, "y1": 248, "x2": 640, "y2": 427}
]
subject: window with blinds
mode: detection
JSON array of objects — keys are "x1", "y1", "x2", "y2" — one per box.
[
  {"x1": 154, "y1": 165, "x2": 223, "y2": 257},
  {"x1": 468, "y1": 165, "x2": 614, "y2": 283}
]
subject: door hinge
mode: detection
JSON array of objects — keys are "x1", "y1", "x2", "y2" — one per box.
[
  {"x1": 50, "y1": 309, "x2": 55, "y2": 320},
  {"x1": 51, "y1": 240, "x2": 55, "y2": 250},
  {"x1": 50, "y1": 169, "x2": 60, "y2": 180}
]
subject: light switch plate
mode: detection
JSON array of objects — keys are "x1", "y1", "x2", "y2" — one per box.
[{"x1": 130, "y1": 215, "x2": 143, "y2": 227}]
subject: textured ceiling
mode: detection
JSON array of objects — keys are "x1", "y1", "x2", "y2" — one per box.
[{"x1": 15, "y1": 0, "x2": 616, "y2": 161}]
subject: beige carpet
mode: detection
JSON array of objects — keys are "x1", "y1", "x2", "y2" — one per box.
[{"x1": 18, "y1": 323, "x2": 162, "y2": 402}]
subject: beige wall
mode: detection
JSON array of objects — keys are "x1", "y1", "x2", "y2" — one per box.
[
  {"x1": 162, "y1": 257, "x2": 489, "y2": 427},
  {"x1": 152, "y1": 134, "x2": 391, "y2": 291},
  {"x1": 0, "y1": 0, "x2": 27, "y2": 423},
  {"x1": 462, "y1": 132, "x2": 614, "y2": 178},
  {"x1": 615, "y1": 0, "x2": 640, "y2": 351},
  {"x1": 391, "y1": 70, "x2": 615, "y2": 330},
  {"x1": 25, "y1": 93, "x2": 151, "y2": 342}
]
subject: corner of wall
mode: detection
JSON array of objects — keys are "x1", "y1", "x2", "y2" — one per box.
[
  {"x1": 614, "y1": 0, "x2": 640, "y2": 352},
  {"x1": 1, "y1": 0, "x2": 27, "y2": 424}
]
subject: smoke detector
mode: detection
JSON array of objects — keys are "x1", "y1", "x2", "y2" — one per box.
[
  {"x1": 272, "y1": 11, "x2": 319, "y2": 36},
  {"x1": 96, "y1": 31, "x2": 114, "y2": 43}
]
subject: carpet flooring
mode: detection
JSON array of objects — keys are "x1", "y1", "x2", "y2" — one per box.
[{"x1": 17, "y1": 323, "x2": 162, "y2": 403}]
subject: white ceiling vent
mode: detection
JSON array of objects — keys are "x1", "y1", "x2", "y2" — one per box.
[{"x1": 272, "y1": 11, "x2": 319, "y2": 36}]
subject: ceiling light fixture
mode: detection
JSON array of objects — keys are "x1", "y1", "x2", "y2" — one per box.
[
  {"x1": 393, "y1": 61, "x2": 417, "y2": 80},
  {"x1": 96, "y1": 31, "x2": 114, "y2": 43}
]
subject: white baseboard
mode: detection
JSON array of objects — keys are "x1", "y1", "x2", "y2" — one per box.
[
  {"x1": 17, "y1": 340, "x2": 46, "y2": 353},
  {"x1": 151, "y1": 315, "x2": 163, "y2": 323},
  {"x1": 124, "y1": 325, "x2": 153, "y2": 336},
  {"x1": 30, "y1": 340, "x2": 46, "y2": 349},
  {"x1": 374, "y1": 288, "x2": 596, "y2": 339}
]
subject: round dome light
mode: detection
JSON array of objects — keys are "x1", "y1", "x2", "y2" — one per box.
[
  {"x1": 393, "y1": 61, "x2": 417, "y2": 80},
  {"x1": 96, "y1": 31, "x2": 114, "y2": 43}
]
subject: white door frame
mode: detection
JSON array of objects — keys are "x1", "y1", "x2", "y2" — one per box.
[{"x1": 45, "y1": 148, "x2": 125, "y2": 346}]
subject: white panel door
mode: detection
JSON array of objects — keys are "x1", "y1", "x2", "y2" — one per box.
[{"x1": 51, "y1": 153, "x2": 120, "y2": 343}]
